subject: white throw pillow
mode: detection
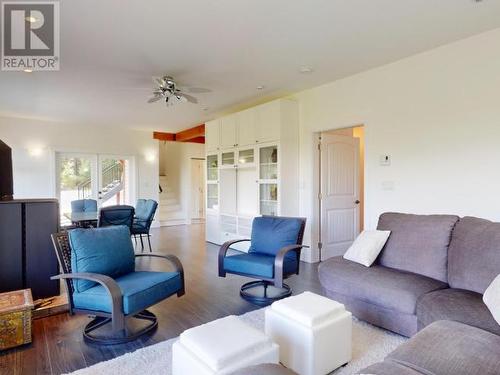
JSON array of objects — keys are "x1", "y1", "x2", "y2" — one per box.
[
  {"x1": 343, "y1": 230, "x2": 391, "y2": 267},
  {"x1": 483, "y1": 274, "x2": 500, "y2": 325}
]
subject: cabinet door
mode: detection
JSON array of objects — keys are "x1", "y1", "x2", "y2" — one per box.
[
  {"x1": 256, "y1": 101, "x2": 280, "y2": 143},
  {"x1": 0, "y1": 203, "x2": 23, "y2": 293},
  {"x1": 220, "y1": 115, "x2": 238, "y2": 149},
  {"x1": 206, "y1": 212, "x2": 220, "y2": 244},
  {"x1": 205, "y1": 120, "x2": 220, "y2": 151},
  {"x1": 25, "y1": 202, "x2": 60, "y2": 299},
  {"x1": 219, "y1": 168, "x2": 237, "y2": 214},
  {"x1": 237, "y1": 109, "x2": 256, "y2": 146}
]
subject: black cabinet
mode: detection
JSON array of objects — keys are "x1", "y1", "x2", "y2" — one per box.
[{"x1": 0, "y1": 199, "x2": 60, "y2": 299}]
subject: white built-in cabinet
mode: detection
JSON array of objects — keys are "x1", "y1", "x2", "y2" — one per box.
[{"x1": 205, "y1": 99, "x2": 299, "y2": 249}]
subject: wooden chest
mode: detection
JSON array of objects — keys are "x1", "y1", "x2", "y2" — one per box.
[{"x1": 0, "y1": 289, "x2": 34, "y2": 350}]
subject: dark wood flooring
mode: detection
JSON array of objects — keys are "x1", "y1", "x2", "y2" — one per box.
[{"x1": 0, "y1": 224, "x2": 322, "y2": 375}]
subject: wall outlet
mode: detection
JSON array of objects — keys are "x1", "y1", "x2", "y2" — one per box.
[
  {"x1": 381, "y1": 181, "x2": 395, "y2": 191},
  {"x1": 380, "y1": 155, "x2": 391, "y2": 166}
]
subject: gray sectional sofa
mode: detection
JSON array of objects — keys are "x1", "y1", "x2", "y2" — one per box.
[{"x1": 318, "y1": 212, "x2": 500, "y2": 374}]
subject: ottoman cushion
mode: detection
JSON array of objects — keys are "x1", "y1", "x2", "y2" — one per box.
[
  {"x1": 270, "y1": 291, "x2": 346, "y2": 327},
  {"x1": 229, "y1": 364, "x2": 297, "y2": 375},
  {"x1": 175, "y1": 315, "x2": 279, "y2": 373}
]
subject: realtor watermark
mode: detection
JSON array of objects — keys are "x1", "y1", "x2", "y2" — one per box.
[{"x1": 1, "y1": 1, "x2": 60, "y2": 71}]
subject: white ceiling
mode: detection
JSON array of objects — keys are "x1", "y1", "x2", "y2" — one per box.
[{"x1": 1, "y1": 0, "x2": 500, "y2": 132}]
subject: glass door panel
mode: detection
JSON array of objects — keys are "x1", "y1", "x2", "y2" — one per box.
[
  {"x1": 207, "y1": 154, "x2": 218, "y2": 181},
  {"x1": 221, "y1": 151, "x2": 235, "y2": 167},
  {"x1": 98, "y1": 157, "x2": 131, "y2": 207},
  {"x1": 259, "y1": 146, "x2": 278, "y2": 179},
  {"x1": 56, "y1": 153, "x2": 97, "y2": 226},
  {"x1": 238, "y1": 149, "x2": 254, "y2": 165},
  {"x1": 260, "y1": 183, "x2": 278, "y2": 216},
  {"x1": 207, "y1": 184, "x2": 219, "y2": 210}
]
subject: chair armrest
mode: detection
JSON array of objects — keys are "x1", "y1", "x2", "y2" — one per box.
[
  {"x1": 274, "y1": 245, "x2": 309, "y2": 288},
  {"x1": 135, "y1": 253, "x2": 185, "y2": 296},
  {"x1": 218, "y1": 239, "x2": 251, "y2": 277},
  {"x1": 50, "y1": 273, "x2": 124, "y2": 323}
]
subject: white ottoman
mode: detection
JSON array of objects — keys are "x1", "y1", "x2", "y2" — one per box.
[
  {"x1": 265, "y1": 292, "x2": 352, "y2": 375},
  {"x1": 172, "y1": 315, "x2": 279, "y2": 375}
]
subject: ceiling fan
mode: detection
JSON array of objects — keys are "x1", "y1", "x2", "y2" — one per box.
[{"x1": 147, "y1": 76, "x2": 206, "y2": 106}]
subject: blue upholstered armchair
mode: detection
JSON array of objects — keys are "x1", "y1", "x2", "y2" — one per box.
[
  {"x1": 98, "y1": 205, "x2": 135, "y2": 230},
  {"x1": 51, "y1": 226, "x2": 185, "y2": 344},
  {"x1": 131, "y1": 199, "x2": 158, "y2": 252},
  {"x1": 218, "y1": 216, "x2": 307, "y2": 305}
]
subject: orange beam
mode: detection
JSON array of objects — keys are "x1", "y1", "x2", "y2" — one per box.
[
  {"x1": 153, "y1": 131, "x2": 175, "y2": 141},
  {"x1": 186, "y1": 137, "x2": 205, "y2": 144},
  {"x1": 176, "y1": 124, "x2": 205, "y2": 142}
]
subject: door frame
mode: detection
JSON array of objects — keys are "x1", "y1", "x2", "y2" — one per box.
[
  {"x1": 54, "y1": 151, "x2": 137, "y2": 210},
  {"x1": 190, "y1": 157, "x2": 206, "y2": 222},
  {"x1": 314, "y1": 125, "x2": 365, "y2": 262}
]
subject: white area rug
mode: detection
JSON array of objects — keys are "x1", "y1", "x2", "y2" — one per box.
[{"x1": 67, "y1": 308, "x2": 407, "y2": 375}]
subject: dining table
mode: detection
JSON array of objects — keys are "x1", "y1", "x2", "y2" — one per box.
[{"x1": 64, "y1": 211, "x2": 98, "y2": 227}]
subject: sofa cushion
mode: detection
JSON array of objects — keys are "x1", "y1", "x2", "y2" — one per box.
[
  {"x1": 417, "y1": 288, "x2": 500, "y2": 336},
  {"x1": 72, "y1": 271, "x2": 181, "y2": 314},
  {"x1": 68, "y1": 226, "x2": 135, "y2": 292},
  {"x1": 318, "y1": 256, "x2": 447, "y2": 314},
  {"x1": 224, "y1": 252, "x2": 298, "y2": 279},
  {"x1": 377, "y1": 213, "x2": 459, "y2": 282},
  {"x1": 448, "y1": 216, "x2": 500, "y2": 293},
  {"x1": 249, "y1": 217, "x2": 303, "y2": 258},
  {"x1": 387, "y1": 320, "x2": 500, "y2": 375}
]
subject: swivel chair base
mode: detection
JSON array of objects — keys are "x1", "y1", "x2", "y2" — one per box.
[
  {"x1": 240, "y1": 280, "x2": 292, "y2": 306},
  {"x1": 83, "y1": 309, "x2": 157, "y2": 345}
]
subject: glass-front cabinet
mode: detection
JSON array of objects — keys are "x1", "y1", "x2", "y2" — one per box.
[
  {"x1": 221, "y1": 151, "x2": 235, "y2": 168},
  {"x1": 258, "y1": 145, "x2": 279, "y2": 216},
  {"x1": 206, "y1": 154, "x2": 219, "y2": 210},
  {"x1": 237, "y1": 148, "x2": 255, "y2": 167}
]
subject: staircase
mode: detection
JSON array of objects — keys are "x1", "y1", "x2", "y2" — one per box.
[
  {"x1": 77, "y1": 160, "x2": 123, "y2": 203},
  {"x1": 158, "y1": 175, "x2": 187, "y2": 226}
]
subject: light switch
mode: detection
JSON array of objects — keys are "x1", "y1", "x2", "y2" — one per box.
[{"x1": 380, "y1": 155, "x2": 391, "y2": 166}]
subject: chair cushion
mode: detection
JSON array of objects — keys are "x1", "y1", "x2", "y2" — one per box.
[
  {"x1": 318, "y1": 256, "x2": 447, "y2": 314},
  {"x1": 417, "y1": 288, "x2": 500, "y2": 336},
  {"x1": 68, "y1": 226, "x2": 135, "y2": 292},
  {"x1": 224, "y1": 252, "x2": 298, "y2": 279},
  {"x1": 387, "y1": 320, "x2": 500, "y2": 375},
  {"x1": 72, "y1": 271, "x2": 181, "y2": 314},
  {"x1": 377, "y1": 212, "x2": 459, "y2": 282},
  {"x1": 249, "y1": 217, "x2": 303, "y2": 257},
  {"x1": 448, "y1": 216, "x2": 500, "y2": 294}
]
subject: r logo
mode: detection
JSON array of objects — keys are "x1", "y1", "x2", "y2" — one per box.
[{"x1": 1, "y1": 1, "x2": 60, "y2": 71}]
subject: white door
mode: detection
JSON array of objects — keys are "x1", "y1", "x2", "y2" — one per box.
[
  {"x1": 190, "y1": 158, "x2": 205, "y2": 221},
  {"x1": 97, "y1": 155, "x2": 134, "y2": 207},
  {"x1": 320, "y1": 134, "x2": 360, "y2": 260},
  {"x1": 219, "y1": 168, "x2": 237, "y2": 215}
]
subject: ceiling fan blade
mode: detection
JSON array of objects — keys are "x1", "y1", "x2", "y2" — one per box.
[
  {"x1": 147, "y1": 95, "x2": 162, "y2": 103},
  {"x1": 181, "y1": 93, "x2": 198, "y2": 104},
  {"x1": 152, "y1": 76, "x2": 164, "y2": 88}
]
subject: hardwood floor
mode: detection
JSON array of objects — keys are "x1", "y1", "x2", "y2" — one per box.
[{"x1": 0, "y1": 224, "x2": 323, "y2": 375}]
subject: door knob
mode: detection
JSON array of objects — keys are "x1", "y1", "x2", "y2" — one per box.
[{"x1": 355, "y1": 200, "x2": 360, "y2": 204}]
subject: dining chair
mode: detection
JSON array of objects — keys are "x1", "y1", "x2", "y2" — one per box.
[
  {"x1": 131, "y1": 199, "x2": 158, "y2": 252},
  {"x1": 98, "y1": 205, "x2": 135, "y2": 230},
  {"x1": 70, "y1": 199, "x2": 98, "y2": 228}
]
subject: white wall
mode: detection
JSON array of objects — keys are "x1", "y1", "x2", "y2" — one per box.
[
  {"x1": 160, "y1": 141, "x2": 205, "y2": 221},
  {"x1": 291, "y1": 28, "x2": 500, "y2": 261},
  {"x1": 0, "y1": 116, "x2": 159, "y2": 219}
]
